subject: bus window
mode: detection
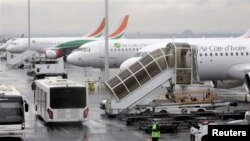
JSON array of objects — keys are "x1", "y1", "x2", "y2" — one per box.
[
  {"x1": 0, "y1": 102, "x2": 24, "y2": 124},
  {"x1": 50, "y1": 87, "x2": 86, "y2": 109}
]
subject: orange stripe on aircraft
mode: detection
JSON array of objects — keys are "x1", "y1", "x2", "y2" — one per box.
[
  {"x1": 86, "y1": 18, "x2": 105, "y2": 37},
  {"x1": 109, "y1": 15, "x2": 129, "y2": 38}
]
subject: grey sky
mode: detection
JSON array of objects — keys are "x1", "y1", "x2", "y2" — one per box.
[{"x1": 0, "y1": 0, "x2": 250, "y2": 35}]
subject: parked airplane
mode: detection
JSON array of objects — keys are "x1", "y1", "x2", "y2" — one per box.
[
  {"x1": 67, "y1": 29, "x2": 250, "y2": 69},
  {"x1": 5, "y1": 17, "x2": 105, "y2": 54},
  {"x1": 6, "y1": 15, "x2": 129, "y2": 59},
  {"x1": 67, "y1": 39, "x2": 164, "y2": 68}
]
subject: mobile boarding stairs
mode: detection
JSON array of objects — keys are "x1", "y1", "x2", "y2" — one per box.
[{"x1": 105, "y1": 42, "x2": 199, "y2": 115}]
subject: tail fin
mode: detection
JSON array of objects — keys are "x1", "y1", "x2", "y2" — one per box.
[
  {"x1": 108, "y1": 15, "x2": 129, "y2": 39},
  {"x1": 85, "y1": 18, "x2": 105, "y2": 38},
  {"x1": 238, "y1": 28, "x2": 250, "y2": 38}
]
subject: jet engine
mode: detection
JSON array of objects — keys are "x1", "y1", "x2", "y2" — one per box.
[
  {"x1": 45, "y1": 48, "x2": 64, "y2": 59},
  {"x1": 211, "y1": 80, "x2": 244, "y2": 89}
]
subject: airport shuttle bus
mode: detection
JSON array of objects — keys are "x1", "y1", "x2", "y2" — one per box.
[
  {"x1": 0, "y1": 84, "x2": 29, "y2": 137},
  {"x1": 33, "y1": 77, "x2": 89, "y2": 123}
]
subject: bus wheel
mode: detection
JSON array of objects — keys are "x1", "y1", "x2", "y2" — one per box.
[
  {"x1": 160, "y1": 110, "x2": 168, "y2": 114},
  {"x1": 197, "y1": 109, "x2": 205, "y2": 112},
  {"x1": 62, "y1": 74, "x2": 67, "y2": 79}
]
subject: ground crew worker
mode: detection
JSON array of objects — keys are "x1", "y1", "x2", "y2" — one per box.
[{"x1": 151, "y1": 120, "x2": 160, "y2": 141}]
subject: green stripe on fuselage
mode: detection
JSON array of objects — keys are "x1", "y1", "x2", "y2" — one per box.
[{"x1": 56, "y1": 39, "x2": 95, "y2": 49}]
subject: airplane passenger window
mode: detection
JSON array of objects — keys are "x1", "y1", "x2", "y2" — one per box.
[
  {"x1": 118, "y1": 49, "x2": 120, "y2": 51},
  {"x1": 246, "y1": 52, "x2": 249, "y2": 56},
  {"x1": 225, "y1": 53, "x2": 228, "y2": 56},
  {"x1": 125, "y1": 49, "x2": 127, "y2": 51},
  {"x1": 231, "y1": 52, "x2": 233, "y2": 56},
  {"x1": 129, "y1": 48, "x2": 131, "y2": 51},
  {"x1": 210, "y1": 53, "x2": 213, "y2": 56},
  {"x1": 199, "y1": 53, "x2": 202, "y2": 57},
  {"x1": 236, "y1": 52, "x2": 238, "y2": 56},
  {"x1": 215, "y1": 53, "x2": 218, "y2": 56},
  {"x1": 205, "y1": 53, "x2": 207, "y2": 56},
  {"x1": 110, "y1": 49, "x2": 113, "y2": 51},
  {"x1": 241, "y1": 52, "x2": 244, "y2": 56},
  {"x1": 121, "y1": 49, "x2": 124, "y2": 51},
  {"x1": 220, "y1": 53, "x2": 223, "y2": 56}
]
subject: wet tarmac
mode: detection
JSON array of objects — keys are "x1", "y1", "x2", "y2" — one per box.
[{"x1": 0, "y1": 60, "x2": 250, "y2": 141}]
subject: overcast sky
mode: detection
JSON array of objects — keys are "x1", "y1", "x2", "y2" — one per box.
[{"x1": 0, "y1": 0, "x2": 250, "y2": 35}]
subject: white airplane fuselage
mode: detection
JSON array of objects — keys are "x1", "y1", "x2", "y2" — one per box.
[
  {"x1": 6, "y1": 37, "x2": 97, "y2": 53},
  {"x1": 67, "y1": 39, "x2": 164, "y2": 68},
  {"x1": 195, "y1": 39, "x2": 250, "y2": 81}
]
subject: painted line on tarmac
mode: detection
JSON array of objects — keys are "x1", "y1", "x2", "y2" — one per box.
[{"x1": 101, "y1": 118, "x2": 146, "y2": 139}]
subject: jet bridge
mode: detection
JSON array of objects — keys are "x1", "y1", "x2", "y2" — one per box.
[{"x1": 105, "y1": 42, "x2": 196, "y2": 115}]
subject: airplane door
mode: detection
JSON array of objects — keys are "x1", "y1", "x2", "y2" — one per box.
[
  {"x1": 166, "y1": 43, "x2": 193, "y2": 85},
  {"x1": 175, "y1": 43, "x2": 193, "y2": 85}
]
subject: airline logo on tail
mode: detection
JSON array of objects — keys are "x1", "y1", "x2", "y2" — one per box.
[
  {"x1": 108, "y1": 15, "x2": 129, "y2": 39},
  {"x1": 239, "y1": 28, "x2": 250, "y2": 38},
  {"x1": 84, "y1": 15, "x2": 129, "y2": 39},
  {"x1": 85, "y1": 18, "x2": 105, "y2": 38},
  {"x1": 56, "y1": 15, "x2": 129, "y2": 50}
]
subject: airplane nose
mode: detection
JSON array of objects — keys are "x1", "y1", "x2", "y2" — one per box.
[
  {"x1": 6, "y1": 46, "x2": 13, "y2": 52},
  {"x1": 67, "y1": 53, "x2": 81, "y2": 66},
  {"x1": 0, "y1": 45, "x2": 6, "y2": 51}
]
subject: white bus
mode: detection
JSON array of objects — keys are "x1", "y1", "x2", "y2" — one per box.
[
  {"x1": 0, "y1": 84, "x2": 29, "y2": 137},
  {"x1": 33, "y1": 77, "x2": 88, "y2": 123}
]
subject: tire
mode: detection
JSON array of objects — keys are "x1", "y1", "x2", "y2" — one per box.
[
  {"x1": 62, "y1": 74, "x2": 68, "y2": 79},
  {"x1": 159, "y1": 110, "x2": 168, "y2": 114},
  {"x1": 197, "y1": 109, "x2": 205, "y2": 112}
]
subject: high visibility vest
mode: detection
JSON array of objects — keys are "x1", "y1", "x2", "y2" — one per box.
[{"x1": 151, "y1": 123, "x2": 160, "y2": 138}]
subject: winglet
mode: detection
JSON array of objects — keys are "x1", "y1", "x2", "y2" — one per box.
[
  {"x1": 85, "y1": 18, "x2": 105, "y2": 38},
  {"x1": 108, "y1": 15, "x2": 129, "y2": 39},
  {"x1": 239, "y1": 28, "x2": 250, "y2": 38}
]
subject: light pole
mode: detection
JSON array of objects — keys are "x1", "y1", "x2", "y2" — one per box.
[
  {"x1": 28, "y1": 0, "x2": 30, "y2": 49},
  {"x1": 104, "y1": 0, "x2": 109, "y2": 80}
]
